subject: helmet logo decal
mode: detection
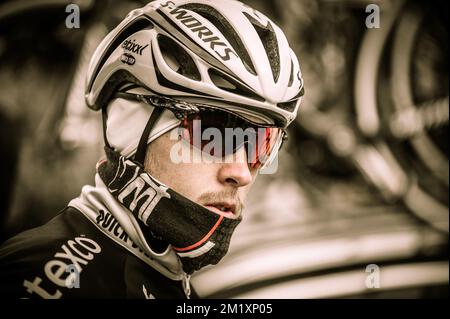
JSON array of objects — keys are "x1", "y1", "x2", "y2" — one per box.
[
  {"x1": 122, "y1": 39, "x2": 149, "y2": 55},
  {"x1": 159, "y1": 1, "x2": 237, "y2": 62},
  {"x1": 121, "y1": 53, "x2": 136, "y2": 66}
]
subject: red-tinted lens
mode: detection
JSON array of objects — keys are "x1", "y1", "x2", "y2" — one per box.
[
  {"x1": 180, "y1": 111, "x2": 282, "y2": 168},
  {"x1": 246, "y1": 127, "x2": 282, "y2": 169}
]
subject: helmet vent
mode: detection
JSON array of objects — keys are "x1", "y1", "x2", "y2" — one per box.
[
  {"x1": 277, "y1": 87, "x2": 304, "y2": 112},
  {"x1": 243, "y1": 12, "x2": 280, "y2": 83},
  {"x1": 157, "y1": 34, "x2": 201, "y2": 81},
  {"x1": 180, "y1": 3, "x2": 257, "y2": 76},
  {"x1": 208, "y1": 68, "x2": 265, "y2": 102},
  {"x1": 288, "y1": 59, "x2": 294, "y2": 87},
  {"x1": 277, "y1": 99, "x2": 297, "y2": 112}
]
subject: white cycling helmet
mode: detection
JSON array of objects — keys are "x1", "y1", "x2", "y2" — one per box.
[{"x1": 85, "y1": 0, "x2": 304, "y2": 128}]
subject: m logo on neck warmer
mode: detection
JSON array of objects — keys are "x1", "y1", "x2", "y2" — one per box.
[
  {"x1": 97, "y1": 148, "x2": 242, "y2": 275},
  {"x1": 107, "y1": 156, "x2": 170, "y2": 223}
]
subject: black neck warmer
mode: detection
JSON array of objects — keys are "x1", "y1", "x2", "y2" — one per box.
[{"x1": 97, "y1": 146, "x2": 242, "y2": 274}]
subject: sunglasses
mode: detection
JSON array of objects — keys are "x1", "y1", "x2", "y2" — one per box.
[
  {"x1": 179, "y1": 110, "x2": 286, "y2": 170},
  {"x1": 115, "y1": 93, "x2": 287, "y2": 170}
]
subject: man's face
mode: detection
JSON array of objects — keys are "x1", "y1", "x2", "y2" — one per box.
[{"x1": 144, "y1": 129, "x2": 258, "y2": 219}]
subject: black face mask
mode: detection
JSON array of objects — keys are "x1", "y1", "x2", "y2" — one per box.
[{"x1": 97, "y1": 147, "x2": 242, "y2": 274}]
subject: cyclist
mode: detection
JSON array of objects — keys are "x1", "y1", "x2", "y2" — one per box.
[{"x1": 0, "y1": 0, "x2": 304, "y2": 298}]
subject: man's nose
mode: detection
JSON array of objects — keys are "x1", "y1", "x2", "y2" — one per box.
[{"x1": 217, "y1": 147, "x2": 253, "y2": 187}]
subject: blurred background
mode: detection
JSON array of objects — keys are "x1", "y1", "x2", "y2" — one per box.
[{"x1": 0, "y1": 0, "x2": 448, "y2": 298}]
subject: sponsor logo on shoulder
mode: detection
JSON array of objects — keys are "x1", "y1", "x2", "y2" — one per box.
[
  {"x1": 95, "y1": 209, "x2": 155, "y2": 261},
  {"x1": 23, "y1": 235, "x2": 101, "y2": 299}
]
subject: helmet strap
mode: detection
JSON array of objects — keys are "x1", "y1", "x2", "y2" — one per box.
[
  {"x1": 133, "y1": 106, "x2": 164, "y2": 166},
  {"x1": 102, "y1": 107, "x2": 111, "y2": 149}
]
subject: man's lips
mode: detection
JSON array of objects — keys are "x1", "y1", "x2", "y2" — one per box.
[{"x1": 203, "y1": 203, "x2": 238, "y2": 219}]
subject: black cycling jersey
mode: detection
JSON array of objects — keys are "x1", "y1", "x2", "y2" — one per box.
[{"x1": 0, "y1": 207, "x2": 197, "y2": 299}]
